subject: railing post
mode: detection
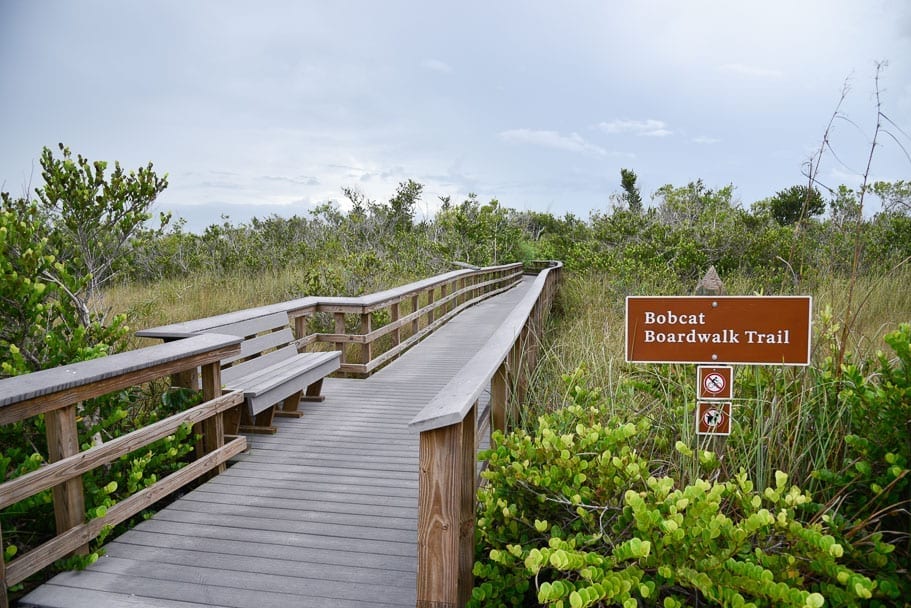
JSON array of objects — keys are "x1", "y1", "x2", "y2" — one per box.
[
  {"x1": 417, "y1": 403, "x2": 477, "y2": 608},
  {"x1": 426, "y1": 288, "x2": 436, "y2": 324},
  {"x1": 360, "y1": 312, "x2": 372, "y2": 365},
  {"x1": 334, "y1": 312, "x2": 346, "y2": 364},
  {"x1": 513, "y1": 328, "x2": 529, "y2": 404},
  {"x1": 491, "y1": 362, "x2": 508, "y2": 435},
  {"x1": 0, "y1": 524, "x2": 7, "y2": 608},
  {"x1": 440, "y1": 283, "x2": 449, "y2": 315},
  {"x1": 200, "y1": 361, "x2": 226, "y2": 475},
  {"x1": 172, "y1": 367, "x2": 200, "y2": 391},
  {"x1": 390, "y1": 302, "x2": 401, "y2": 347},
  {"x1": 293, "y1": 314, "x2": 309, "y2": 350},
  {"x1": 44, "y1": 403, "x2": 87, "y2": 556},
  {"x1": 411, "y1": 295, "x2": 420, "y2": 336}
]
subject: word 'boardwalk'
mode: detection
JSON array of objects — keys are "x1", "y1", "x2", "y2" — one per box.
[{"x1": 19, "y1": 276, "x2": 542, "y2": 608}]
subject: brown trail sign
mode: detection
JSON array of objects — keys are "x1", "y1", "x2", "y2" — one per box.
[
  {"x1": 625, "y1": 267, "x2": 813, "y2": 441},
  {"x1": 625, "y1": 295, "x2": 811, "y2": 365}
]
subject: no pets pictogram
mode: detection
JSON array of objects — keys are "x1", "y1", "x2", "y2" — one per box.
[
  {"x1": 702, "y1": 408, "x2": 724, "y2": 427},
  {"x1": 696, "y1": 401, "x2": 732, "y2": 436}
]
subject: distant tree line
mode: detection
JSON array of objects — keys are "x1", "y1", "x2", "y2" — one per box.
[{"x1": 125, "y1": 168, "x2": 910, "y2": 296}]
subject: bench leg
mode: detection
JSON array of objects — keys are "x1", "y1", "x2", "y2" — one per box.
[
  {"x1": 239, "y1": 405, "x2": 278, "y2": 434},
  {"x1": 300, "y1": 378, "x2": 326, "y2": 403},
  {"x1": 224, "y1": 405, "x2": 243, "y2": 436},
  {"x1": 275, "y1": 389, "x2": 305, "y2": 419}
]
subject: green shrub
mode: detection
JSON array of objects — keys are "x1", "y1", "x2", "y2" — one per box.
[
  {"x1": 1, "y1": 387, "x2": 201, "y2": 576},
  {"x1": 472, "y1": 373, "x2": 906, "y2": 607}
]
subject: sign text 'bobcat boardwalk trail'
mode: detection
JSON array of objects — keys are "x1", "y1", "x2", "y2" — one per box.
[{"x1": 625, "y1": 296, "x2": 812, "y2": 365}]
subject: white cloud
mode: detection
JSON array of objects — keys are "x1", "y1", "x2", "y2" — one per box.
[
  {"x1": 598, "y1": 119, "x2": 672, "y2": 137},
  {"x1": 828, "y1": 167, "x2": 862, "y2": 186},
  {"x1": 420, "y1": 58, "x2": 453, "y2": 74},
  {"x1": 498, "y1": 129, "x2": 606, "y2": 155},
  {"x1": 693, "y1": 136, "x2": 721, "y2": 144},
  {"x1": 719, "y1": 63, "x2": 783, "y2": 78}
]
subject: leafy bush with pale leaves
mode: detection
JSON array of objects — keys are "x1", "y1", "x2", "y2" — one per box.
[{"x1": 471, "y1": 371, "x2": 906, "y2": 607}]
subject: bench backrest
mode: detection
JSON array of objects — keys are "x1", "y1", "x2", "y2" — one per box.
[{"x1": 207, "y1": 312, "x2": 299, "y2": 385}]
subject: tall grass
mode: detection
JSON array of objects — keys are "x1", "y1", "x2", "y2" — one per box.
[{"x1": 102, "y1": 265, "x2": 425, "y2": 347}]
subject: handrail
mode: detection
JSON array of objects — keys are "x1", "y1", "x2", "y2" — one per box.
[
  {"x1": 0, "y1": 335, "x2": 247, "y2": 605},
  {"x1": 412, "y1": 261, "x2": 563, "y2": 607},
  {"x1": 0, "y1": 334, "x2": 239, "y2": 421},
  {"x1": 409, "y1": 269, "x2": 553, "y2": 431},
  {"x1": 138, "y1": 263, "x2": 525, "y2": 376}
]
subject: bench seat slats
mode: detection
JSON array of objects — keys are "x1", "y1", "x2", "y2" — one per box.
[
  {"x1": 224, "y1": 351, "x2": 340, "y2": 396},
  {"x1": 193, "y1": 311, "x2": 341, "y2": 421},
  {"x1": 223, "y1": 351, "x2": 340, "y2": 415},
  {"x1": 220, "y1": 345, "x2": 298, "y2": 385}
]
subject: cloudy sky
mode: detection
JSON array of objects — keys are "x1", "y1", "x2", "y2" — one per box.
[{"x1": 2, "y1": 1, "x2": 910, "y2": 231}]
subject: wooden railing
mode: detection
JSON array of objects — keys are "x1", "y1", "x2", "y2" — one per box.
[
  {"x1": 409, "y1": 261, "x2": 563, "y2": 608},
  {"x1": 138, "y1": 263, "x2": 525, "y2": 377},
  {"x1": 0, "y1": 335, "x2": 248, "y2": 608}
]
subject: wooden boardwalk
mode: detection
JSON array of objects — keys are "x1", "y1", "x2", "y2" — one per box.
[{"x1": 20, "y1": 277, "x2": 535, "y2": 608}]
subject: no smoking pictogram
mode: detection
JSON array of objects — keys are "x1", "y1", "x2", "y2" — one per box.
[{"x1": 697, "y1": 366, "x2": 733, "y2": 400}]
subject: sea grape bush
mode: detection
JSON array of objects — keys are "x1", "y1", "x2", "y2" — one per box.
[{"x1": 471, "y1": 368, "x2": 907, "y2": 607}]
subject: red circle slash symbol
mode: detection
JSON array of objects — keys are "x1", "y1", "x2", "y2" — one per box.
[{"x1": 703, "y1": 373, "x2": 726, "y2": 394}]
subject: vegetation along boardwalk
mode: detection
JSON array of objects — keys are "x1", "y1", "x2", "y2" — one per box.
[{"x1": 13, "y1": 264, "x2": 560, "y2": 608}]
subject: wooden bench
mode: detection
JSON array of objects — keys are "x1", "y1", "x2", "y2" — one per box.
[{"x1": 206, "y1": 311, "x2": 341, "y2": 434}]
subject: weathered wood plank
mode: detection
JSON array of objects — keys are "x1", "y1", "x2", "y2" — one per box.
[
  {"x1": 208, "y1": 311, "x2": 290, "y2": 338},
  {"x1": 19, "y1": 586, "x2": 214, "y2": 608},
  {"x1": 157, "y1": 505, "x2": 416, "y2": 539},
  {"x1": 83, "y1": 556, "x2": 418, "y2": 604},
  {"x1": 222, "y1": 327, "x2": 294, "y2": 365},
  {"x1": 220, "y1": 345, "x2": 298, "y2": 385},
  {"x1": 110, "y1": 528, "x2": 418, "y2": 572},
  {"x1": 23, "y1": 571, "x2": 408, "y2": 608},
  {"x1": 0, "y1": 334, "x2": 241, "y2": 424}
]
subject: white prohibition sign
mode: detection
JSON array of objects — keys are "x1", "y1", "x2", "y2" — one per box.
[{"x1": 703, "y1": 372, "x2": 726, "y2": 395}]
